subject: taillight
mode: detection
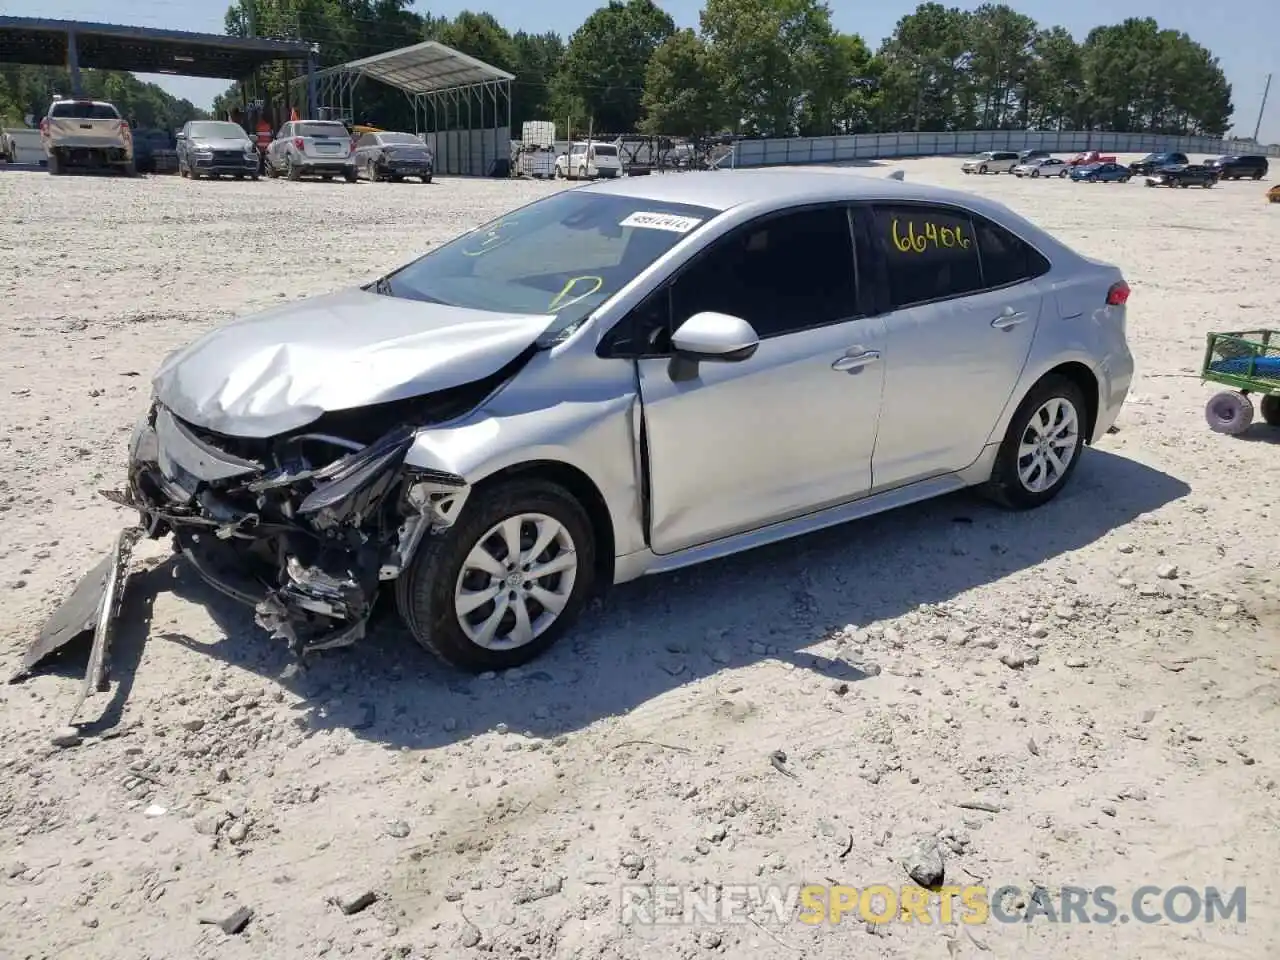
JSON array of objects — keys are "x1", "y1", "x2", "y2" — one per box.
[
  {"x1": 119, "y1": 121, "x2": 131, "y2": 138},
  {"x1": 39, "y1": 118, "x2": 48, "y2": 135},
  {"x1": 1106, "y1": 280, "x2": 1130, "y2": 306},
  {"x1": 293, "y1": 137, "x2": 305, "y2": 150}
]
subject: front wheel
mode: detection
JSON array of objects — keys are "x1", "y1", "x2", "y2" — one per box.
[
  {"x1": 978, "y1": 165, "x2": 988, "y2": 174},
  {"x1": 1031, "y1": 169, "x2": 1039, "y2": 178},
  {"x1": 395, "y1": 479, "x2": 597, "y2": 672},
  {"x1": 1205, "y1": 391, "x2": 1254, "y2": 434},
  {"x1": 984, "y1": 375, "x2": 1087, "y2": 510}
]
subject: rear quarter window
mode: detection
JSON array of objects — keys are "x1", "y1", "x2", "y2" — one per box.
[{"x1": 974, "y1": 217, "x2": 1051, "y2": 288}]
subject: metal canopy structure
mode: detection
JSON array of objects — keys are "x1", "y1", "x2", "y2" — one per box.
[
  {"x1": 0, "y1": 16, "x2": 314, "y2": 81},
  {"x1": 312, "y1": 40, "x2": 514, "y2": 176}
]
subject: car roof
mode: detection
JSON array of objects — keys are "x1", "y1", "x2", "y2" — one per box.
[{"x1": 577, "y1": 167, "x2": 1040, "y2": 219}]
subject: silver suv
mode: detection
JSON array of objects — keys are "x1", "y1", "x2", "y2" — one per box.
[
  {"x1": 265, "y1": 119, "x2": 356, "y2": 181},
  {"x1": 26, "y1": 169, "x2": 1133, "y2": 681}
]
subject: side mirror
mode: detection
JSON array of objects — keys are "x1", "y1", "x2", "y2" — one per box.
[
  {"x1": 671, "y1": 311, "x2": 759, "y2": 363},
  {"x1": 175, "y1": 132, "x2": 185, "y2": 140}
]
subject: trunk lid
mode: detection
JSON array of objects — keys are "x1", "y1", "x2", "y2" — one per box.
[{"x1": 152, "y1": 288, "x2": 554, "y2": 438}]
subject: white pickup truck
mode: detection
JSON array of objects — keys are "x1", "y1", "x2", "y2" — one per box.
[{"x1": 39, "y1": 98, "x2": 135, "y2": 175}]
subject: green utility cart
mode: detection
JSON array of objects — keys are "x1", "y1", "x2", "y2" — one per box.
[{"x1": 1200, "y1": 329, "x2": 1280, "y2": 435}]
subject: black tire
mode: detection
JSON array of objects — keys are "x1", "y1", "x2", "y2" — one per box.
[
  {"x1": 1260, "y1": 395, "x2": 1280, "y2": 427},
  {"x1": 343, "y1": 167, "x2": 358, "y2": 183},
  {"x1": 286, "y1": 157, "x2": 301, "y2": 181},
  {"x1": 395, "y1": 479, "x2": 597, "y2": 672},
  {"x1": 422, "y1": 174, "x2": 432, "y2": 183},
  {"x1": 984, "y1": 374, "x2": 1088, "y2": 510},
  {"x1": 1205, "y1": 391, "x2": 1253, "y2": 435},
  {"x1": 48, "y1": 151, "x2": 62, "y2": 175}
]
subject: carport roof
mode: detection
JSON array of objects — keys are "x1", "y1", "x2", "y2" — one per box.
[
  {"x1": 318, "y1": 40, "x2": 514, "y2": 94},
  {"x1": 0, "y1": 16, "x2": 313, "y2": 80}
]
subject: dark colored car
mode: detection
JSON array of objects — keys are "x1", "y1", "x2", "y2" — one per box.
[
  {"x1": 352, "y1": 131, "x2": 434, "y2": 183},
  {"x1": 133, "y1": 129, "x2": 178, "y2": 174},
  {"x1": 1069, "y1": 161, "x2": 1132, "y2": 182},
  {"x1": 1205, "y1": 154, "x2": 1268, "y2": 180},
  {"x1": 1018, "y1": 149, "x2": 1051, "y2": 162},
  {"x1": 1143, "y1": 163, "x2": 1217, "y2": 188},
  {"x1": 1128, "y1": 152, "x2": 1189, "y2": 176}
]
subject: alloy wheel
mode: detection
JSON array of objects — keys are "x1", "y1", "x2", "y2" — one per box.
[
  {"x1": 1017, "y1": 397, "x2": 1080, "y2": 493},
  {"x1": 453, "y1": 513, "x2": 579, "y2": 651}
]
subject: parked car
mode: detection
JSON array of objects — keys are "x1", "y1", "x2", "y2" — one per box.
[
  {"x1": 1067, "y1": 150, "x2": 1117, "y2": 167},
  {"x1": 1069, "y1": 162, "x2": 1132, "y2": 183},
  {"x1": 1143, "y1": 163, "x2": 1217, "y2": 188},
  {"x1": 265, "y1": 119, "x2": 357, "y2": 181},
  {"x1": 555, "y1": 141, "x2": 622, "y2": 179},
  {"x1": 1013, "y1": 157, "x2": 1070, "y2": 178},
  {"x1": 1017, "y1": 149, "x2": 1052, "y2": 162},
  {"x1": 27, "y1": 169, "x2": 1134, "y2": 679},
  {"x1": 177, "y1": 120, "x2": 259, "y2": 180},
  {"x1": 0, "y1": 127, "x2": 45, "y2": 166},
  {"x1": 961, "y1": 151, "x2": 1020, "y2": 174},
  {"x1": 352, "y1": 131, "x2": 433, "y2": 183},
  {"x1": 1205, "y1": 154, "x2": 1268, "y2": 180},
  {"x1": 39, "y1": 97, "x2": 134, "y2": 175},
  {"x1": 1127, "y1": 152, "x2": 1188, "y2": 176},
  {"x1": 133, "y1": 128, "x2": 178, "y2": 174}
]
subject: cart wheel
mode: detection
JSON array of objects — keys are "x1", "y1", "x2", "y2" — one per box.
[
  {"x1": 1260, "y1": 394, "x2": 1280, "y2": 427},
  {"x1": 1205, "y1": 391, "x2": 1254, "y2": 435}
]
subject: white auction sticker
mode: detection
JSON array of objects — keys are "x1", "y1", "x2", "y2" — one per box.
[{"x1": 620, "y1": 211, "x2": 703, "y2": 233}]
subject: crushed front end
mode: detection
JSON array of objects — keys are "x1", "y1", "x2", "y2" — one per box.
[{"x1": 113, "y1": 398, "x2": 471, "y2": 659}]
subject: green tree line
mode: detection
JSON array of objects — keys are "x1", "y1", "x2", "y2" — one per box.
[
  {"x1": 4, "y1": 0, "x2": 1235, "y2": 141},
  {"x1": 0, "y1": 66, "x2": 206, "y2": 129}
]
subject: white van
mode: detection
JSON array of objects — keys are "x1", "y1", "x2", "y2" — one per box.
[{"x1": 555, "y1": 141, "x2": 622, "y2": 179}]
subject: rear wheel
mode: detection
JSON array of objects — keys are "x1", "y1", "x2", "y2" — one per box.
[
  {"x1": 421, "y1": 174, "x2": 432, "y2": 183},
  {"x1": 1252, "y1": 171, "x2": 1263, "y2": 181},
  {"x1": 343, "y1": 167, "x2": 358, "y2": 183},
  {"x1": 395, "y1": 479, "x2": 597, "y2": 672},
  {"x1": 48, "y1": 151, "x2": 63, "y2": 175},
  {"x1": 984, "y1": 375, "x2": 1087, "y2": 510},
  {"x1": 1205, "y1": 391, "x2": 1254, "y2": 434},
  {"x1": 1260, "y1": 395, "x2": 1280, "y2": 426}
]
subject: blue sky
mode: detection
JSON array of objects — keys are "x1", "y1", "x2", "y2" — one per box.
[{"x1": 9, "y1": 0, "x2": 1278, "y2": 142}]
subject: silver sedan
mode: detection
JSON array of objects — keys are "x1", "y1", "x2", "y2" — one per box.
[{"x1": 25, "y1": 169, "x2": 1134, "y2": 680}]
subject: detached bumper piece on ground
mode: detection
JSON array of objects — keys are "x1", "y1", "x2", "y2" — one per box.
[{"x1": 17, "y1": 401, "x2": 471, "y2": 715}]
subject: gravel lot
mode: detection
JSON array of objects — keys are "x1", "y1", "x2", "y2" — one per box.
[{"x1": 1, "y1": 156, "x2": 1278, "y2": 960}]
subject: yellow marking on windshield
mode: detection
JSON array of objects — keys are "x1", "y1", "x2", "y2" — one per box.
[{"x1": 548, "y1": 275, "x2": 604, "y2": 311}]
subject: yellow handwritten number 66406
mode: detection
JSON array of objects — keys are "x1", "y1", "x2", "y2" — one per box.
[{"x1": 890, "y1": 218, "x2": 970, "y2": 254}]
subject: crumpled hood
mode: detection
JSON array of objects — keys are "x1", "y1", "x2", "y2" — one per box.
[{"x1": 153, "y1": 288, "x2": 553, "y2": 439}]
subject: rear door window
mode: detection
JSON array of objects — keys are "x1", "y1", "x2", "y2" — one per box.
[{"x1": 871, "y1": 204, "x2": 983, "y2": 308}]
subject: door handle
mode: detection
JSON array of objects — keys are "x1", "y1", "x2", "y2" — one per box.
[
  {"x1": 832, "y1": 349, "x2": 881, "y2": 372},
  {"x1": 991, "y1": 311, "x2": 1029, "y2": 329}
]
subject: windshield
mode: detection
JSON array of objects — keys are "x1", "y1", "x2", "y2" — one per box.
[
  {"x1": 188, "y1": 121, "x2": 246, "y2": 139},
  {"x1": 379, "y1": 133, "x2": 422, "y2": 145},
  {"x1": 298, "y1": 122, "x2": 348, "y2": 137},
  {"x1": 50, "y1": 101, "x2": 119, "y2": 120},
  {"x1": 377, "y1": 191, "x2": 718, "y2": 333}
]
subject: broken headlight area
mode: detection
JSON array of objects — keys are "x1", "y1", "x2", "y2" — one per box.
[{"x1": 126, "y1": 403, "x2": 469, "y2": 659}]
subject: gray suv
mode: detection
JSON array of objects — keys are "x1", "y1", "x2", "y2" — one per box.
[{"x1": 177, "y1": 120, "x2": 260, "y2": 180}]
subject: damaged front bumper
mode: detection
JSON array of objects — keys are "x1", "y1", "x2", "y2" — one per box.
[{"x1": 18, "y1": 401, "x2": 472, "y2": 689}]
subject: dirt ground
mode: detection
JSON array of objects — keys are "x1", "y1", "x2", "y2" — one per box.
[{"x1": 1, "y1": 154, "x2": 1278, "y2": 960}]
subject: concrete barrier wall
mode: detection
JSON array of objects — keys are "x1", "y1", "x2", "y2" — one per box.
[{"x1": 731, "y1": 130, "x2": 1280, "y2": 168}]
